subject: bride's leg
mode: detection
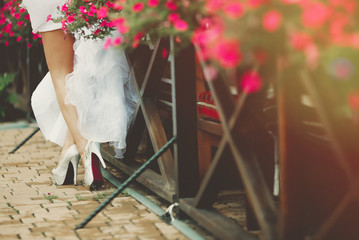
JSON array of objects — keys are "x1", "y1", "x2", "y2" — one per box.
[
  {"x1": 59, "y1": 129, "x2": 76, "y2": 160},
  {"x1": 40, "y1": 30, "x2": 87, "y2": 156}
]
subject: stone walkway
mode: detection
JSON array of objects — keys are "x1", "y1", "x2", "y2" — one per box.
[{"x1": 0, "y1": 127, "x2": 190, "y2": 240}]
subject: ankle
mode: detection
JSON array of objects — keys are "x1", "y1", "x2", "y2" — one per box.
[{"x1": 76, "y1": 139, "x2": 88, "y2": 157}]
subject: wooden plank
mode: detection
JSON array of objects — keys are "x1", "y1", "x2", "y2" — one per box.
[
  {"x1": 194, "y1": 137, "x2": 231, "y2": 208},
  {"x1": 127, "y1": 44, "x2": 152, "y2": 89},
  {"x1": 180, "y1": 198, "x2": 258, "y2": 240},
  {"x1": 141, "y1": 38, "x2": 170, "y2": 98},
  {"x1": 101, "y1": 144, "x2": 175, "y2": 202},
  {"x1": 142, "y1": 98, "x2": 175, "y2": 190},
  {"x1": 197, "y1": 118, "x2": 222, "y2": 136},
  {"x1": 124, "y1": 104, "x2": 146, "y2": 161},
  {"x1": 206, "y1": 76, "x2": 279, "y2": 239},
  {"x1": 172, "y1": 42, "x2": 199, "y2": 198},
  {"x1": 124, "y1": 45, "x2": 153, "y2": 161},
  {"x1": 197, "y1": 127, "x2": 220, "y2": 181}
]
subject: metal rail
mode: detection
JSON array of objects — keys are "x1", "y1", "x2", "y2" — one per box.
[{"x1": 75, "y1": 136, "x2": 177, "y2": 230}]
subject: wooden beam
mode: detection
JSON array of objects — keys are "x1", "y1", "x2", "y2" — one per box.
[
  {"x1": 142, "y1": 98, "x2": 175, "y2": 190},
  {"x1": 101, "y1": 144, "x2": 175, "y2": 202},
  {"x1": 180, "y1": 198, "x2": 258, "y2": 240}
]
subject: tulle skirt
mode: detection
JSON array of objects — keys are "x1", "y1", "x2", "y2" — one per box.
[{"x1": 32, "y1": 36, "x2": 138, "y2": 158}]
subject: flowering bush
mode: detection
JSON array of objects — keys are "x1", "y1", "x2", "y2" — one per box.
[
  {"x1": 0, "y1": 0, "x2": 42, "y2": 48},
  {"x1": 54, "y1": 0, "x2": 359, "y2": 121},
  {"x1": 193, "y1": 0, "x2": 359, "y2": 121},
  {"x1": 108, "y1": 0, "x2": 203, "y2": 49}
]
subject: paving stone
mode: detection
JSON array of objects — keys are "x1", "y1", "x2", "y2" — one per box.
[
  {"x1": 0, "y1": 234, "x2": 20, "y2": 240},
  {"x1": 0, "y1": 127, "x2": 199, "y2": 240}
]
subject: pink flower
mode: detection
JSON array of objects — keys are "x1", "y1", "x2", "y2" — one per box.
[
  {"x1": 329, "y1": 58, "x2": 354, "y2": 80},
  {"x1": 262, "y1": 10, "x2": 282, "y2": 32},
  {"x1": 168, "y1": 13, "x2": 180, "y2": 22},
  {"x1": 61, "y1": 4, "x2": 68, "y2": 12},
  {"x1": 213, "y1": 39, "x2": 241, "y2": 68},
  {"x1": 205, "y1": 0, "x2": 224, "y2": 13},
  {"x1": 223, "y1": 2, "x2": 243, "y2": 19},
  {"x1": 134, "y1": 32, "x2": 144, "y2": 41},
  {"x1": 94, "y1": 29, "x2": 101, "y2": 35},
  {"x1": 16, "y1": 36, "x2": 21, "y2": 42},
  {"x1": 61, "y1": 19, "x2": 67, "y2": 31},
  {"x1": 132, "y1": 2, "x2": 144, "y2": 12},
  {"x1": 173, "y1": 19, "x2": 188, "y2": 31},
  {"x1": 32, "y1": 34, "x2": 41, "y2": 40},
  {"x1": 166, "y1": 1, "x2": 178, "y2": 11},
  {"x1": 148, "y1": 0, "x2": 159, "y2": 7},
  {"x1": 79, "y1": 6, "x2": 87, "y2": 14},
  {"x1": 203, "y1": 65, "x2": 218, "y2": 82},
  {"x1": 112, "y1": 17, "x2": 129, "y2": 34},
  {"x1": 132, "y1": 41, "x2": 139, "y2": 48},
  {"x1": 88, "y1": 6, "x2": 97, "y2": 16},
  {"x1": 14, "y1": 13, "x2": 20, "y2": 19},
  {"x1": 301, "y1": 2, "x2": 330, "y2": 29},
  {"x1": 304, "y1": 43, "x2": 319, "y2": 69},
  {"x1": 348, "y1": 91, "x2": 359, "y2": 111},
  {"x1": 16, "y1": 21, "x2": 23, "y2": 26},
  {"x1": 5, "y1": 41, "x2": 9, "y2": 46},
  {"x1": 240, "y1": 70, "x2": 263, "y2": 94},
  {"x1": 281, "y1": 0, "x2": 299, "y2": 4},
  {"x1": 97, "y1": 6, "x2": 109, "y2": 19},
  {"x1": 27, "y1": 43, "x2": 32, "y2": 48},
  {"x1": 104, "y1": 37, "x2": 112, "y2": 49},
  {"x1": 106, "y1": 1, "x2": 114, "y2": 8},
  {"x1": 67, "y1": 15, "x2": 75, "y2": 23},
  {"x1": 290, "y1": 31, "x2": 312, "y2": 50},
  {"x1": 162, "y1": 48, "x2": 168, "y2": 59},
  {"x1": 113, "y1": 2, "x2": 124, "y2": 10},
  {"x1": 19, "y1": 8, "x2": 25, "y2": 13},
  {"x1": 112, "y1": 17, "x2": 125, "y2": 26},
  {"x1": 46, "y1": 15, "x2": 52, "y2": 22},
  {"x1": 100, "y1": 20, "x2": 107, "y2": 27},
  {"x1": 346, "y1": 34, "x2": 359, "y2": 49},
  {"x1": 113, "y1": 36, "x2": 122, "y2": 46}
]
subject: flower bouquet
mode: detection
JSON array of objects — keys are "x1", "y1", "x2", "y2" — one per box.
[
  {"x1": 55, "y1": 0, "x2": 120, "y2": 40},
  {"x1": 57, "y1": 0, "x2": 204, "y2": 49}
]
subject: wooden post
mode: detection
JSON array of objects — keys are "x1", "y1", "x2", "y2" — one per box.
[{"x1": 171, "y1": 40, "x2": 199, "y2": 199}]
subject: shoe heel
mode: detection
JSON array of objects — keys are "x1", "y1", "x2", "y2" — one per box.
[
  {"x1": 92, "y1": 142, "x2": 106, "y2": 169},
  {"x1": 62, "y1": 162, "x2": 74, "y2": 185},
  {"x1": 90, "y1": 153, "x2": 104, "y2": 191},
  {"x1": 70, "y1": 157, "x2": 79, "y2": 185}
]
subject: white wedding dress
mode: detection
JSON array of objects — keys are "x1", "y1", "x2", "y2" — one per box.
[{"x1": 21, "y1": 0, "x2": 138, "y2": 158}]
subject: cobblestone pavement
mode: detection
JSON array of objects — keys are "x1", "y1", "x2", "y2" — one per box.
[{"x1": 0, "y1": 127, "x2": 190, "y2": 240}]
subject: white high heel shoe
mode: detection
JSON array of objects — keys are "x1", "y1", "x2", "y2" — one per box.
[
  {"x1": 83, "y1": 141, "x2": 106, "y2": 190},
  {"x1": 52, "y1": 145, "x2": 80, "y2": 185}
]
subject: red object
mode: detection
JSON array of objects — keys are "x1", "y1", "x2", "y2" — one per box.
[{"x1": 197, "y1": 91, "x2": 220, "y2": 122}]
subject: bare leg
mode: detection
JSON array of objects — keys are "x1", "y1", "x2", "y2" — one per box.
[
  {"x1": 40, "y1": 30, "x2": 87, "y2": 156},
  {"x1": 59, "y1": 130, "x2": 76, "y2": 161}
]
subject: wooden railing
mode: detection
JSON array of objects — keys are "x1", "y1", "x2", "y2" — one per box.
[{"x1": 101, "y1": 37, "x2": 359, "y2": 240}]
